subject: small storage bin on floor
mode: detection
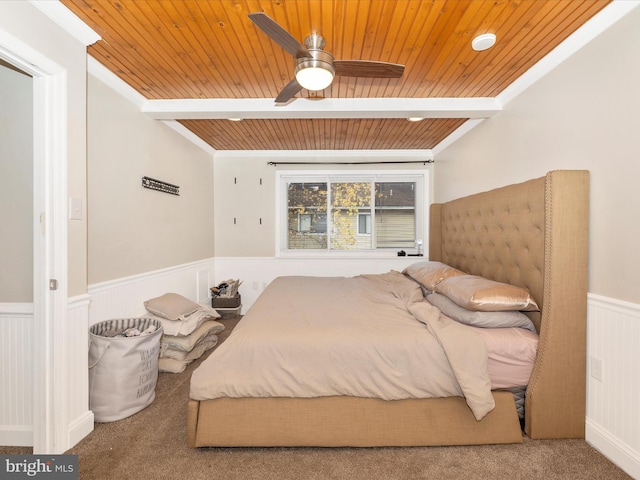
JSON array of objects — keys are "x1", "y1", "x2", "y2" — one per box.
[
  {"x1": 211, "y1": 293, "x2": 241, "y2": 309},
  {"x1": 89, "y1": 318, "x2": 163, "y2": 422}
]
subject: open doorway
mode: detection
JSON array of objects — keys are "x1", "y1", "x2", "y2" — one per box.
[
  {"x1": 0, "y1": 60, "x2": 33, "y2": 306},
  {"x1": 0, "y1": 35, "x2": 70, "y2": 453},
  {"x1": 0, "y1": 58, "x2": 34, "y2": 449}
]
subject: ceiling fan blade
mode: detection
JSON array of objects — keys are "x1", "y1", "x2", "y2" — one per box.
[
  {"x1": 334, "y1": 60, "x2": 405, "y2": 78},
  {"x1": 275, "y1": 78, "x2": 304, "y2": 103},
  {"x1": 248, "y1": 12, "x2": 311, "y2": 58}
]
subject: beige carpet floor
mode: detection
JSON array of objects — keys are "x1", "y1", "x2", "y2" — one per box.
[{"x1": 2, "y1": 317, "x2": 631, "y2": 479}]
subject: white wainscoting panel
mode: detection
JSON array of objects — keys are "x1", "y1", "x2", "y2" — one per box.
[
  {"x1": 586, "y1": 293, "x2": 640, "y2": 479},
  {"x1": 88, "y1": 259, "x2": 215, "y2": 325},
  {"x1": 197, "y1": 269, "x2": 211, "y2": 305},
  {"x1": 66, "y1": 295, "x2": 94, "y2": 448},
  {"x1": 0, "y1": 303, "x2": 34, "y2": 446},
  {"x1": 0, "y1": 298, "x2": 95, "y2": 451},
  {"x1": 213, "y1": 256, "x2": 423, "y2": 313}
]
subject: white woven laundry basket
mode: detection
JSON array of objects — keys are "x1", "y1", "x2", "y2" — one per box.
[{"x1": 88, "y1": 318, "x2": 163, "y2": 422}]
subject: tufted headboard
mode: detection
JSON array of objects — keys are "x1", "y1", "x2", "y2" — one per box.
[{"x1": 429, "y1": 170, "x2": 589, "y2": 439}]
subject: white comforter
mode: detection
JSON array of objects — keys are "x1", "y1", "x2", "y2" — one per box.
[{"x1": 190, "y1": 271, "x2": 495, "y2": 420}]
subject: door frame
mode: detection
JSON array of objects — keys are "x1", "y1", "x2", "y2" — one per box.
[{"x1": 0, "y1": 29, "x2": 69, "y2": 454}]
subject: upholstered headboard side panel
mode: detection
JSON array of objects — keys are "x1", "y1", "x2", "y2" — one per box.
[
  {"x1": 429, "y1": 170, "x2": 589, "y2": 439},
  {"x1": 526, "y1": 170, "x2": 589, "y2": 439}
]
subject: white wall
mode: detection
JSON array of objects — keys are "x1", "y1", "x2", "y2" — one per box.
[
  {"x1": 434, "y1": 6, "x2": 640, "y2": 478},
  {"x1": 213, "y1": 151, "x2": 433, "y2": 257},
  {"x1": 0, "y1": 63, "x2": 32, "y2": 302},
  {"x1": 212, "y1": 153, "x2": 275, "y2": 257},
  {"x1": 87, "y1": 75, "x2": 215, "y2": 284}
]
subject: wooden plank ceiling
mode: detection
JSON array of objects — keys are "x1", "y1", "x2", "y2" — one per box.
[{"x1": 63, "y1": 0, "x2": 611, "y2": 151}]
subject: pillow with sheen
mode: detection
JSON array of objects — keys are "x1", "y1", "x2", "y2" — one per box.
[{"x1": 434, "y1": 275, "x2": 539, "y2": 312}]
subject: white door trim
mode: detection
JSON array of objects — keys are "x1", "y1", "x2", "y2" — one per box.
[{"x1": 0, "y1": 28, "x2": 69, "y2": 454}]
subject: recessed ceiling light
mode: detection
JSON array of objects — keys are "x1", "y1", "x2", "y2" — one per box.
[
  {"x1": 472, "y1": 33, "x2": 496, "y2": 52},
  {"x1": 227, "y1": 118, "x2": 243, "y2": 122},
  {"x1": 408, "y1": 117, "x2": 424, "y2": 122}
]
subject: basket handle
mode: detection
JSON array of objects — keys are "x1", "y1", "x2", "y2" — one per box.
[{"x1": 88, "y1": 341, "x2": 110, "y2": 369}]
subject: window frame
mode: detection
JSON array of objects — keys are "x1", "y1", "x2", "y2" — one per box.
[{"x1": 275, "y1": 169, "x2": 429, "y2": 257}]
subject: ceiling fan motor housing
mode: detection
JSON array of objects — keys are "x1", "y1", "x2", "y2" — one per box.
[{"x1": 295, "y1": 50, "x2": 335, "y2": 74}]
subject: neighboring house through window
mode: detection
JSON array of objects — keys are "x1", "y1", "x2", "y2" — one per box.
[{"x1": 276, "y1": 170, "x2": 429, "y2": 256}]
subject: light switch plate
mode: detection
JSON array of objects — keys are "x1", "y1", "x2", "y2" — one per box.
[
  {"x1": 591, "y1": 356, "x2": 604, "y2": 382},
  {"x1": 69, "y1": 197, "x2": 83, "y2": 220}
]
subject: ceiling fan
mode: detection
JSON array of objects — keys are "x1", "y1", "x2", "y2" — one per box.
[{"x1": 248, "y1": 12, "x2": 405, "y2": 103}]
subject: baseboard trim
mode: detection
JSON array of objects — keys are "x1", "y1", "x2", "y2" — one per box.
[
  {"x1": 0, "y1": 426, "x2": 33, "y2": 447},
  {"x1": 586, "y1": 417, "x2": 640, "y2": 479},
  {"x1": 67, "y1": 411, "x2": 94, "y2": 452}
]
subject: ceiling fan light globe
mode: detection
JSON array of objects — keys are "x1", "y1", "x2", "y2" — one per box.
[
  {"x1": 294, "y1": 50, "x2": 335, "y2": 91},
  {"x1": 296, "y1": 66, "x2": 334, "y2": 91}
]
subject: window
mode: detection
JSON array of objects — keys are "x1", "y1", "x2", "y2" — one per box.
[
  {"x1": 358, "y1": 213, "x2": 371, "y2": 235},
  {"x1": 298, "y1": 214, "x2": 311, "y2": 232},
  {"x1": 277, "y1": 170, "x2": 428, "y2": 255}
]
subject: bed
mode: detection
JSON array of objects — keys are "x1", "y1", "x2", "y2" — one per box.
[{"x1": 187, "y1": 170, "x2": 589, "y2": 447}]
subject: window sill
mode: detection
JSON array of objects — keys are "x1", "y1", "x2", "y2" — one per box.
[{"x1": 276, "y1": 251, "x2": 424, "y2": 260}]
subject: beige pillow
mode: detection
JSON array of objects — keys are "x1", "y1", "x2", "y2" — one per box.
[
  {"x1": 434, "y1": 275, "x2": 539, "y2": 312},
  {"x1": 158, "y1": 357, "x2": 188, "y2": 374},
  {"x1": 403, "y1": 261, "x2": 466, "y2": 291},
  {"x1": 161, "y1": 320, "x2": 225, "y2": 352},
  {"x1": 144, "y1": 293, "x2": 200, "y2": 321},
  {"x1": 143, "y1": 308, "x2": 218, "y2": 337},
  {"x1": 161, "y1": 337, "x2": 219, "y2": 362}
]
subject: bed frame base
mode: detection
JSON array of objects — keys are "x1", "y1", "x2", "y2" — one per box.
[{"x1": 188, "y1": 392, "x2": 522, "y2": 448}]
